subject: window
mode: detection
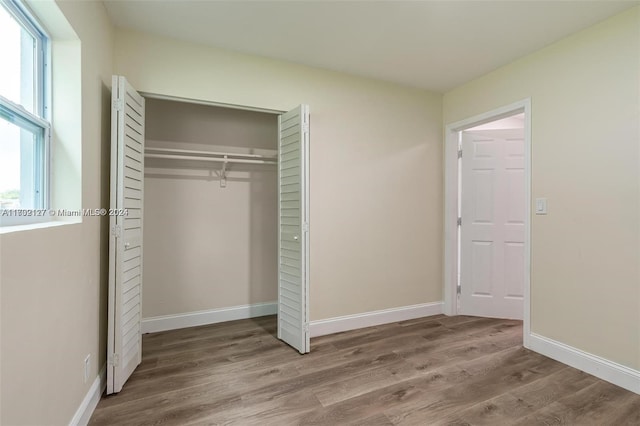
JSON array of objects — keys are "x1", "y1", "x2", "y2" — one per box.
[{"x1": 0, "y1": 0, "x2": 49, "y2": 223}]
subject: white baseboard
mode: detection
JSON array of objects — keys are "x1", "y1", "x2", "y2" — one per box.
[
  {"x1": 309, "y1": 301, "x2": 443, "y2": 338},
  {"x1": 529, "y1": 333, "x2": 640, "y2": 395},
  {"x1": 141, "y1": 302, "x2": 277, "y2": 333},
  {"x1": 69, "y1": 364, "x2": 106, "y2": 426}
]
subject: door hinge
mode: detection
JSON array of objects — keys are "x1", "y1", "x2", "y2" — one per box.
[
  {"x1": 302, "y1": 222, "x2": 309, "y2": 232},
  {"x1": 111, "y1": 225, "x2": 122, "y2": 238},
  {"x1": 108, "y1": 353, "x2": 119, "y2": 367},
  {"x1": 457, "y1": 149, "x2": 463, "y2": 159},
  {"x1": 304, "y1": 323, "x2": 309, "y2": 333},
  {"x1": 457, "y1": 217, "x2": 462, "y2": 227},
  {"x1": 113, "y1": 99, "x2": 124, "y2": 111},
  {"x1": 456, "y1": 285, "x2": 461, "y2": 295},
  {"x1": 302, "y1": 122, "x2": 309, "y2": 134}
]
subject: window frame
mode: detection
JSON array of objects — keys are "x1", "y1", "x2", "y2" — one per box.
[{"x1": 0, "y1": 0, "x2": 51, "y2": 227}]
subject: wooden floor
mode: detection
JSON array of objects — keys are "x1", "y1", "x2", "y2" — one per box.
[{"x1": 90, "y1": 315, "x2": 640, "y2": 425}]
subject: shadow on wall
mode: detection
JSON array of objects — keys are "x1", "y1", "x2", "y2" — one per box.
[
  {"x1": 99, "y1": 82, "x2": 112, "y2": 368},
  {"x1": 249, "y1": 164, "x2": 278, "y2": 338}
]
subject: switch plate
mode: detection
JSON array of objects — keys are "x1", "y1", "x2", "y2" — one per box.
[{"x1": 535, "y1": 198, "x2": 547, "y2": 215}]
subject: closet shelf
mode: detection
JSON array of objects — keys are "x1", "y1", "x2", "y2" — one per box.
[
  {"x1": 144, "y1": 146, "x2": 276, "y2": 188},
  {"x1": 144, "y1": 147, "x2": 277, "y2": 165}
]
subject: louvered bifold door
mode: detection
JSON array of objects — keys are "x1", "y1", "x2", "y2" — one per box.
[
  {"x1": 278, "y1": 105, "x2": 310, "y2": 354},
  {"x1": 107, "y1": 75, "x2": 145, "y2": 394}
]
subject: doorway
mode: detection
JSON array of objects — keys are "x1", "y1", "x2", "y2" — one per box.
[{"x1": 443, "y1": 99, "x2": 531, "y2": 347}]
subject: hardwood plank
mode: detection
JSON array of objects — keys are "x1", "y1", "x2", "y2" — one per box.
[
  {"x1": 383, "y1": 348, "x2": 565, "y2": 424},
  {"x1": 311, "y1": 361, "x2": 401, "y2": 406},
  {"x1": 608, "y1": 398, "x2": 640, "y2": 426},
  {"x1": 437, "y1": 367, "x2": 598, "y2": 425},
  {"x1": 396, "y1": 321, "x2": 522, "y2": 374},
  {"x1": 512, "y1": 380, "x2": 640, "y2": 426},
  {"x1": 184, "y1": 390, "x2": 322, "y2": 426},
  {"x1": 298, "y1": 380, "x2": 431, "y2": 425},
  {"x1": 349, "y1": 413, "x2": 394, "y2": 426},
  {"x1": 300, "y1": 349, "x2": 524, "y2": 424},
  {"x1": 90, "y1": 315, "x2": 640, "y2": 425}
]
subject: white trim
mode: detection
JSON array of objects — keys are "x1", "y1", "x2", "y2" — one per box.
[
  {"x1": 139, "y1": 92, "x2": 285, "y2": 115},
  {"x1": 0, "y1": 219, "x2": 74, "y2": 234},
  {"x1": 443, "y1": 99, "x2": 532, "y2": 348},
  {"x1": 309, "y1": 302, "x2": 443, "y2": 338},
  {"x1": 302, "y1": 104, "x2": 311, "y2": 353},
  {"x1": 69, "y1": 364, "x2": 106, "y2": 426},
  {"x1": 529, "y1": 333, "x2": 640, "y2": 395},
  {"x1": 141, "y1": 302, "x2": 277, "y2": 334}
]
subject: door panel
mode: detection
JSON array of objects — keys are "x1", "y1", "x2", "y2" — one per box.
[
  {"x1": 277, "y1": 105, "x2": 310, "y2": 354},
  {"x1": 107, "y1": 75, "x2": 145, "y2": 394},
  {"x1": 460, "y1": 129, "x2": 524, "y2": 320},
  {"x1": 471, "y1": 241, "x2": 493, "y2": 296},
  {"x1": 504, "y1": 242, "x2": 525, "y2": 297}
]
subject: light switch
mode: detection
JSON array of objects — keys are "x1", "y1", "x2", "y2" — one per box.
[{"x1": 535, "y1": 198, "x2": 547, "y2": 215}]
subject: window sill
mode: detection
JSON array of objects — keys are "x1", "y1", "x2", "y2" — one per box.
[{"x1": 0, "y1": 217, "x2": 81, "y2": 234}]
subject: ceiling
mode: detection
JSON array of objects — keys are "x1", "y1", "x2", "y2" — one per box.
[{"x1": 103, "y1": 1, "x2": 638, "y2": 93}]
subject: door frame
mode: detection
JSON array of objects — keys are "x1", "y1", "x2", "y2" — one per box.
[
  {"x1": 443, "y1": 98, "x2": 532, "y2": 348},
  {"x1": 140, "y1": 92, "x2": 286, "y2": 115}
]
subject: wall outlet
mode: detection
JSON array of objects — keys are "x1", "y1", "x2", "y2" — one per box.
[{"x1": 84, "y1": 354, "x2": 91, "y2": 384}]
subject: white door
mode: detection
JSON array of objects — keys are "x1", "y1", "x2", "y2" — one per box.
[
  {"x1": 107, "y1": 75, "x2": 145, "y2": 394},
  {"x1": 277, "y1": 105, "x2": 310, "y2": 354},
  {"x1": 460, "y1": 129, "x2": 524, "y2": 320}
]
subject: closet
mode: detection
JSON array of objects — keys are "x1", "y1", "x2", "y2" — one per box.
[
  {"x1": 107, "y1": 75, "x2": 310, "y2": 394},
  {"x1": 143, "y1": 98, "x2": 279, "y2": 328}
]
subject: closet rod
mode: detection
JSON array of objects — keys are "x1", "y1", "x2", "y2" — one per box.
[
  {"x1": 144, "y1": 153, "x2": 276, "y2": 165},
  {"x1": 145, "y1": 147, "x2": 276, "y2": 160}
]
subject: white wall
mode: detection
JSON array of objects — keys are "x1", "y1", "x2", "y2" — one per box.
[
  {"x1": 0, "y1": 1, "x2": 114, "y2": 424},
  {"x1": 444, "y1": 7, "x2": 640, "y2": 370},
  {"x1": 114, "y1": 29, "x2": 444, "y2": 321},
  {"x1": 143, "y1": 99, "x2": 278, "y2": 318}
]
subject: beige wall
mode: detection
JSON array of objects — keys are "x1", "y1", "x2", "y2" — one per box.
[
  {"x1": 143, "y1": 99, "x2": 278, "y2": 317},
  {"x1": 114, "y1": 30, "x2": 444, "y2": 321},
  {"x1": 0, "y1": 1, "x2": 113, "y2": 424},
  {"x1": 444, "y1": 7, "x2": 640, "y2": 370}
]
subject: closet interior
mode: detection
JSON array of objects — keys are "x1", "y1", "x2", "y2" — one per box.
[{"x1": 142, "y1": 98, "x2": 279, "y2": 330}]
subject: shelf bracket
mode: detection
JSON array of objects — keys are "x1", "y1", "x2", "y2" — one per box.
[{"x1": 220, "y1": 155, "x2": 228, "y2": 188}]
